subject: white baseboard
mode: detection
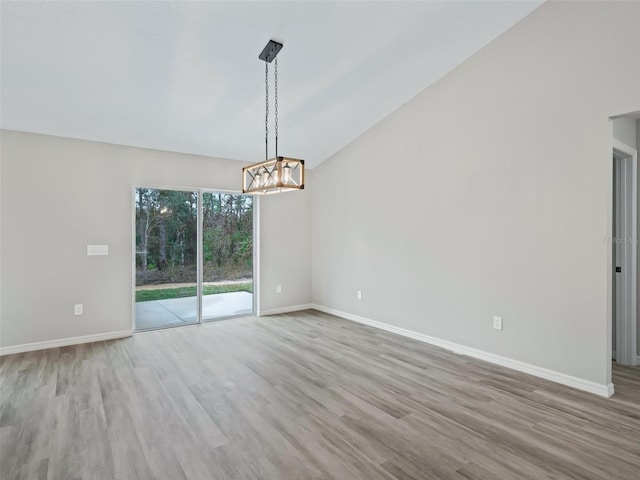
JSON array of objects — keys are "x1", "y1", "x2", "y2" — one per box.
[
  {"x1": 0, "y1": 330, "x2": 133, "y2": 356},
  {"x1": 259, "y1": 304, "x2": 313, "y2": 316},
  {"x1": 310, "y1": 304, "x2": 614, "y2": 398}
]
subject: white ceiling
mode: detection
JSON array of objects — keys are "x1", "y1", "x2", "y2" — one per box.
[{"x1": 1, "y1": 1, "x2": 543, "y2": 168}]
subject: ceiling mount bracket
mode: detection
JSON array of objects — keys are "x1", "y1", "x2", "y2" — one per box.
[{"x1": 259, "y1": 40, "x2": 283, "y2": 63}]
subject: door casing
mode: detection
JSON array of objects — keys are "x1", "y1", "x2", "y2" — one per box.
[{"x1": 612, "y1": 139, "x2": 638, "y2": 367}]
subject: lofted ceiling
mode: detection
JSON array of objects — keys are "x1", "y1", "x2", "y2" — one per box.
[{"x1": 1, "y1": 1, "x2": 543, "y2": 168}]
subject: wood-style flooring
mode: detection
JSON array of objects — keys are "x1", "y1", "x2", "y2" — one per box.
[{"x1": 1, "y1": 310, "x2": 639, "y2": 480}]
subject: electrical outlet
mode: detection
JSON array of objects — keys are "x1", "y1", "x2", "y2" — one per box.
[
  {"x1": 276, "y1": 285, "x2": 282, "y2": 294},
  {"x1": 74, "y1": 304, "x2": 83, "y2": 316},
  {"x1": 493, "y1": 316, "x2": 503, "y2": 330},
  {"x1": 357, "y1": 290, "x2": 362, "y2": 300}
]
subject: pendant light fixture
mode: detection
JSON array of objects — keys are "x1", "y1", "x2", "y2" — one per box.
[{"x1": 242, "y1": 40, "x2": 305, "y2": 195}]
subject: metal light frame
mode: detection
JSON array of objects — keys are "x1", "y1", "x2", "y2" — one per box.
[
  {"x1": 242, "y1": 40, "x2": 305, "y2": 195},
  {"x1": 242, "y1": 156, "x2": 305, "y2": 195}
]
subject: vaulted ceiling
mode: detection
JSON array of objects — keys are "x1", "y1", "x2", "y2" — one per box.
[{"x1": 1, "y1": 1, "x2": 543, "y2": 168}]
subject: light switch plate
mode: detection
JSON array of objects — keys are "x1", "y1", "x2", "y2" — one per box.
[
  {"x1": 87, "y1": 245, "x2": 109, "y2": 256},
  {"x1": 493, "y1": 316, "x2": 503, "y2": 330}
]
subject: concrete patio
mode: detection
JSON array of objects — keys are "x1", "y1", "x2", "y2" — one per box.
[{"x1": 135, "y1": 291, "x2": 253, "y2": 331}]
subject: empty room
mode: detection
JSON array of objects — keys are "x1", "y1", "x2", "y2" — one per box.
[{"x1": 1, "y1": 1, "x2": 639, "y2": 479}]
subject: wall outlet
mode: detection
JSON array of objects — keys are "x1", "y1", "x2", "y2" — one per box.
[
  {"x1": 493, "y1": 316, "x2": 503, "y2": 330},
  {"x1": 74, "y1": 304, "x2": 83, "y2": 316},
  {"x1": 357, "y1": 290, "x2": 362, "y2": 300},
  {"x1": 276, "y1": 284, "x2": 282, "y2": 294}
]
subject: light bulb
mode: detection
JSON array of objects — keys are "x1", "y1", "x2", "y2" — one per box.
[
  {"x1": 254, "y1": 172, "x2": 262, "y2": 188},
  {"x1": 282, "y1": 164, "x2": 292, "y2": 184}
]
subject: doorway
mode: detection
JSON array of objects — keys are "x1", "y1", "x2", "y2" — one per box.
[
  {"x1": 612, "y1": 140, "x2": 638, "y2": 366},
  {"x1": 134, "y1": 187, "x2": 255, "y2": 331}
]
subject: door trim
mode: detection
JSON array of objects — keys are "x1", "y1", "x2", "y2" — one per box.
[{"x1": 612, "y1": 139, "x2": 638, "y2": 366}]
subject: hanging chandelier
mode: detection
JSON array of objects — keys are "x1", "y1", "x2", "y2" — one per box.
[{"x1": 242, "y1": 40, "x2": 305, "y2": 195}]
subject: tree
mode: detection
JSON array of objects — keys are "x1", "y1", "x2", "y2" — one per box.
[
  {"x1": 136, "y1": 188, "x2": 158, "y2": 284},
  {"x1": 136, "y1": 189, "x2": 253, "y2": 286}
]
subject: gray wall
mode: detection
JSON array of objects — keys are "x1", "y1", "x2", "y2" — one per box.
[
  {"x1": 0, "y1": 130, "x2": 311, "y2": 347},
  {"x1": 311, "y1": 1, "x2": 640, "y2": 386}
]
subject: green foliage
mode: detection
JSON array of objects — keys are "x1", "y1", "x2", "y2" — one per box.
[
  {"x1": 135, "y1": 283, "x2": 253, "y2": 302},
  {"x1": 136, "y1": 190, "x2": 253, "y2": 286}
]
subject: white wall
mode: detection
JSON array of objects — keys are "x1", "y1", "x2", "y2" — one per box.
[
  {"x1": 0, "y1": 130, "x2": 311, "y2": 348},
  {"x1": 312, "y1": 1, "x2": 640, "y2": 387},
  {"x1": 259, "y1": 173, "x2": 313, "y2": 313},
  {"x1": 613, "y1": 117, "x2": 637, "y2": 149}
]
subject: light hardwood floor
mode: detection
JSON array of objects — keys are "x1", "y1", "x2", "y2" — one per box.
[{"x1": 1, "y1": 310, "x2": 639, "y2": 480}]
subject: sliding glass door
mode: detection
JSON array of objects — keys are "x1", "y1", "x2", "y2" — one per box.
[
  {"x1": 135, "y1": 188, "x2": 198, "y2": 330},
  {"x1": 134, "y1": 188, "x2": 254, "y2": 331},
  {"x1": 201, "y1": 193, "x2": 254, "y2": 321}
]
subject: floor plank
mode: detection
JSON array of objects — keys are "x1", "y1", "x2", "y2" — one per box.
[{"x1": 1, "y1": 310, "x2": 639, "y2": 480}]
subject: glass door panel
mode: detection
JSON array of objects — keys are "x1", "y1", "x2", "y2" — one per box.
[
  {"x1": 201, "y1": 192, "x2": 254, "y2": 320},
  {"x1": 135, "y1": 188, "x2": 198, "y2": 331}
]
